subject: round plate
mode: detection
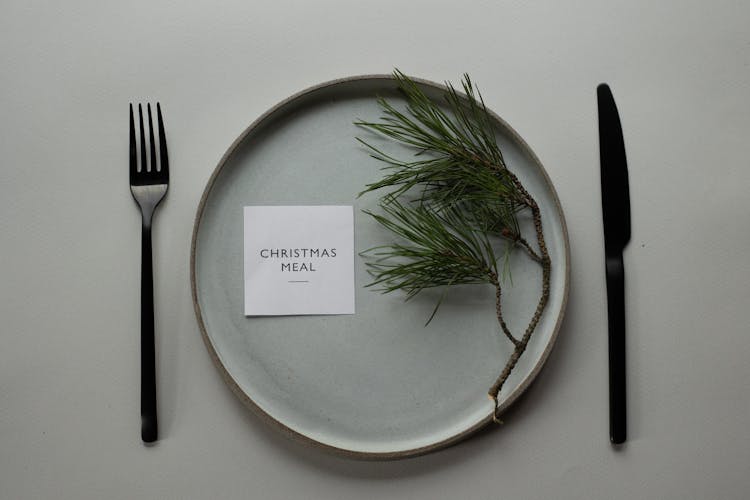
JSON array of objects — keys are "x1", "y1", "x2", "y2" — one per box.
[{"x1": 191, "y1": 75, "x2": 570, "y2": 459}]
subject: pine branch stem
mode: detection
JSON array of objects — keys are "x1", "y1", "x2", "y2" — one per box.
[
  {"x1": 488, "y1": 188, "x2": 551, "y2": 421},
  {"x1": 490, "y1": 273, "x2": 520, "y2": 346},
  {"x1": 515, "y1": 237, "x2": 542, "y2": 263}
]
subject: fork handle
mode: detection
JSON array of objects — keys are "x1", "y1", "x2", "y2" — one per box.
[{"x1": 141, "y1": 222, "x2": 158, "y2": 443}]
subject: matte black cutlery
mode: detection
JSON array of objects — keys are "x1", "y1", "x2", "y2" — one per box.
[
  {"x1": 597, "y1": 84, "x2": 630, "y2": 445},
  {"x1": 129, "y1": 103, "x2": 169, "y2": 443}
]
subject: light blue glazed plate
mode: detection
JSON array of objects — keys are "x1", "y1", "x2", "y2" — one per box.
[{"x1": 190, "y1": 75, "x2": 570, "y2": 459}]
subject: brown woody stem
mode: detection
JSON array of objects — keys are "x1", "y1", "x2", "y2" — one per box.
[
  {"x1": 488, "y1": 171, "x2": 551, "y2": 422},
  {"x1": 515, "y1": 237, "x2": 542, "y2": 263},
  {"x1": 490, "y1": 273, "x2": 520, "y2": 346}
]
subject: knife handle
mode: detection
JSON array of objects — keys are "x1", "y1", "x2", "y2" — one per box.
[{"x1": 605, "y1": 253, "x2": 626, "y2": 444}]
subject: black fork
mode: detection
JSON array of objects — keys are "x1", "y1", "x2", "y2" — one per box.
[{"x1": 129, "y1": 103, "x2": 169, "y2": 443}]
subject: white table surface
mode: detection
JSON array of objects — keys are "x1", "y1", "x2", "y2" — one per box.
[{"x1": 2, "y1": 1, "x2": 749, "y2": 498}]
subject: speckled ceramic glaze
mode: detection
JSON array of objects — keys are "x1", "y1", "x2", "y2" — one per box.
[{"x1": 191, "y1": 75, "x2": 570, "y2": 459}]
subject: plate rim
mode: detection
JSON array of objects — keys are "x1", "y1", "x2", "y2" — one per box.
[{"x1": 190, "y1": 73, "x2": 571, "y2": 460}]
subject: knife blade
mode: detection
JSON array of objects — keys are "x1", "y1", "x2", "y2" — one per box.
[{"x1": 597, "y1": 83, "x2": 631, "y2": 445}]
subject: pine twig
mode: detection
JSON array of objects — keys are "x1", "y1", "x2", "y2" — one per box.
[
  {"x1": 356, "y1": 70, "x2": 552, "y2": 422},
  {"x1": 488, "y1": 198, "x2": 551, "y2": 420}
]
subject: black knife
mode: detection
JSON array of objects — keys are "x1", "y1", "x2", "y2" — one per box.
[{"x1": 597, "y1": 83, "x2": 631, "y2": 445}]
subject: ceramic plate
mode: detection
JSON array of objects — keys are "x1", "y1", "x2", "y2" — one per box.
[{"x1": 191, "y1": 75, "x2": 570, "y2": 459}]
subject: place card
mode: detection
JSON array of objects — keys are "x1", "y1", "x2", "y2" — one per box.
[{"x1": 243, "y1": 205, "x2": 355, "y2": 316}]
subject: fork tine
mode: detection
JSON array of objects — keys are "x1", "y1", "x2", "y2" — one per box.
[
  {"x1": 147, "y1": 104, "x2": 157, "y2": 173},
  {"x1": 156, "y1": 103, "x2": 169, "y2": 179},
  {"x1": 129, "y1": 104, "x2": 137, "y2": 181},
  {"x1": 138, "y1": 104, "x2": 147, "y2": 172}
]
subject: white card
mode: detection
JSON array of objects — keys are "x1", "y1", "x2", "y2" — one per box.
[{"x1": 243, "y1": 205, "x2": 355, "y2": 316}]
